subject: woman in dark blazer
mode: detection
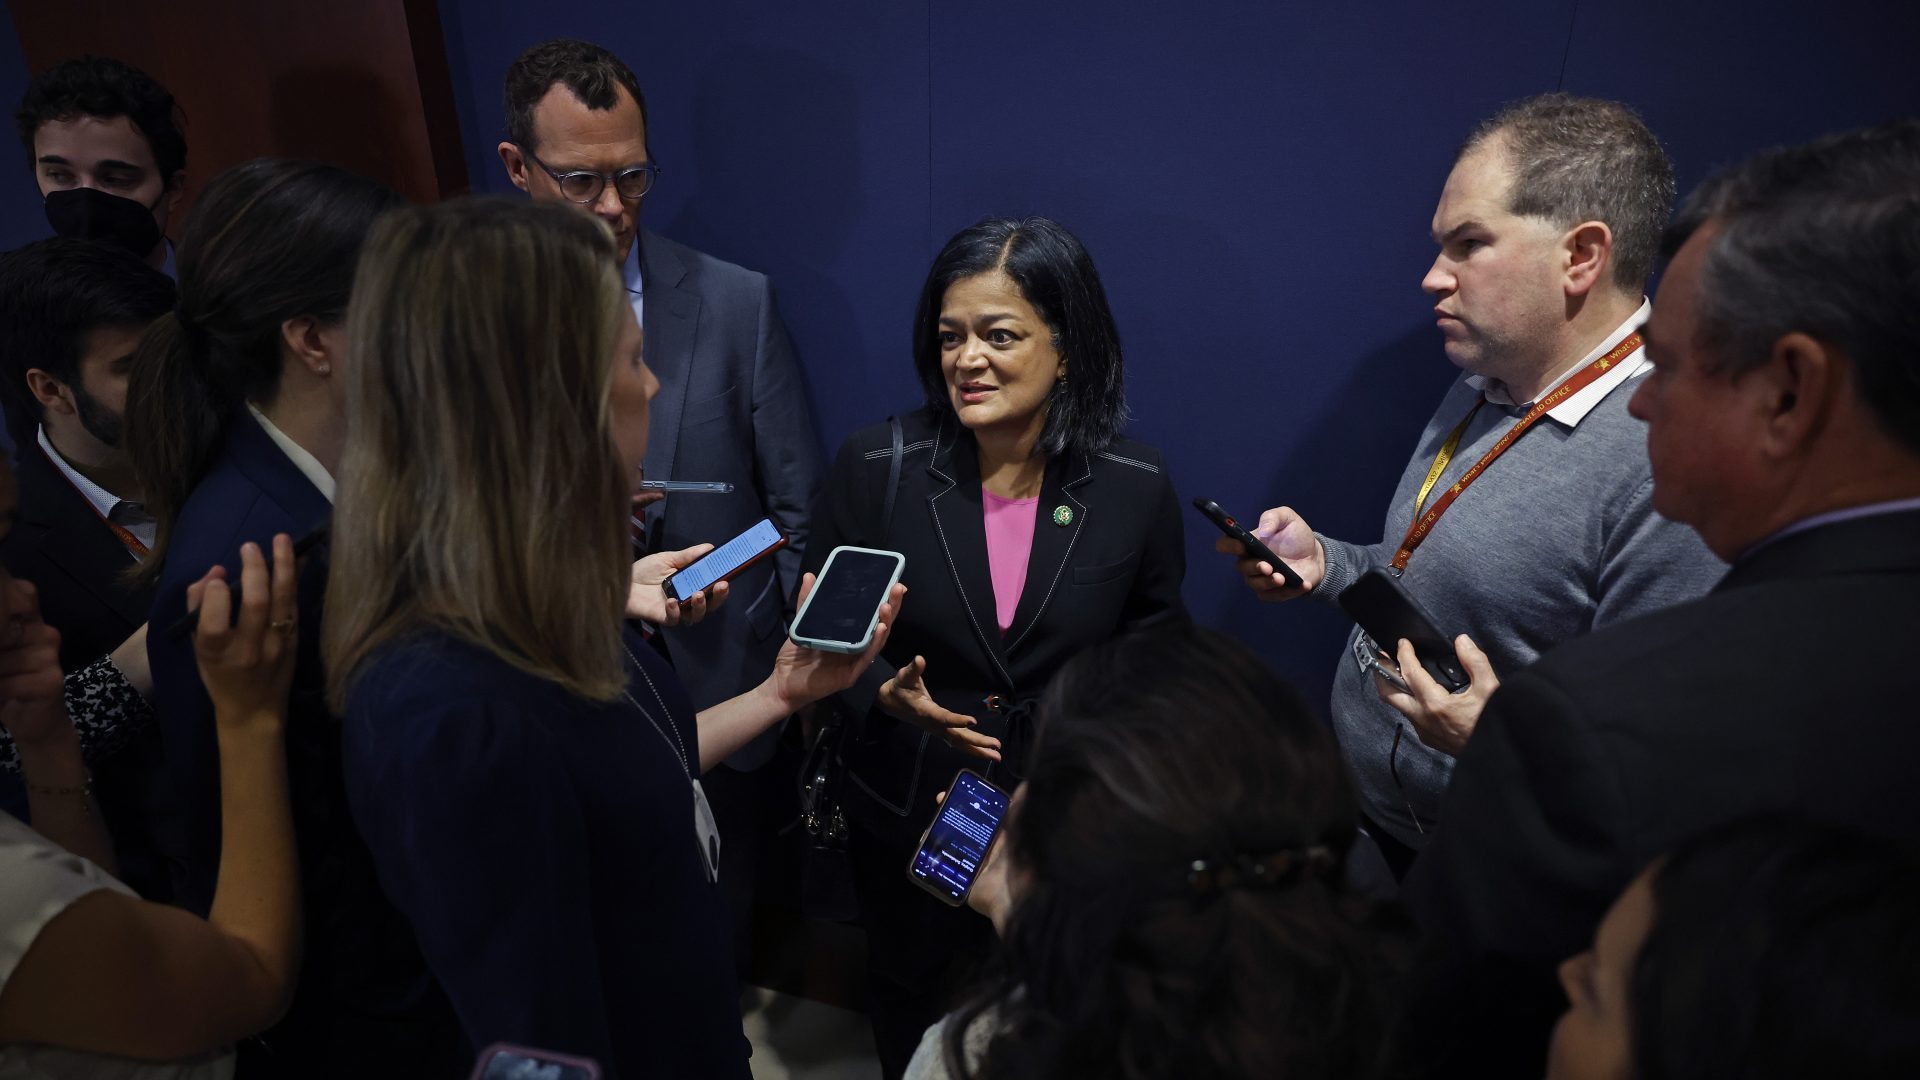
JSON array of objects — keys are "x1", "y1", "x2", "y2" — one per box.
[
  {"x1": 805, "y1": 217, "x2": 1186, "y2": 1076},
  {"x1": 125, "y1": 159, "x2": 467, "y2": 1073}
]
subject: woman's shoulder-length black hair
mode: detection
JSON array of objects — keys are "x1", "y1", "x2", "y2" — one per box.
[{"x1": 911, "y1": 216, "x2": 1128, "y2": 458}]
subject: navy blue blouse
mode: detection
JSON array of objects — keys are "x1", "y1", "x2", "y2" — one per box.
[{"x1": 342, "y1": 624, "x2": 752, "y2": 1079}]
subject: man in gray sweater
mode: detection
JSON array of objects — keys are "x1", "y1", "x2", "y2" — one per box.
[{"x1": 1220, "y1": 94, "x2": 1724, "y2": 869}]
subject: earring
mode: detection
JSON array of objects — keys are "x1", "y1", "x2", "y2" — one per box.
[{"x1": 316, "y1": 363, "x2": 331, "y2": 375}]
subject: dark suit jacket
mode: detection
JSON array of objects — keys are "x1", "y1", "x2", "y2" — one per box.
[
  {"x1": 1403, "y1": 506, "x2": 1920, "y2": 1077},
  {"x1": 2, "y1": 438, "x2": 174, "y2": 899},
  {"x1": 638, "y1": 232, "x2": 824, "y2": 767},
  {"x1": 3, "y1": 438, "x2": 148, "y2": 668},
  {"x1": 146, "y1": 412, "x2": 462, "y2": 1075},
  {"x1": 806, "y1": 408, "x2": 1187, "y2": 846}
]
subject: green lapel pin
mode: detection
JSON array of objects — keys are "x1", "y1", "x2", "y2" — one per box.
[{"x1": 1052, "y1": 505, "x2": 1074, "y2": 527}]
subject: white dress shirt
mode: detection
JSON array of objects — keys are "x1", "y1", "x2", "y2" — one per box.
[
  {"x1": 245, "y1": 403, "x2": 335, "y2": 503},
  {"x1": 1466, "y1": 298, "x2": 1653, "y2": 428},
  {"x1": 36, "y1": 426, "x2": 156, "y2": 554}
]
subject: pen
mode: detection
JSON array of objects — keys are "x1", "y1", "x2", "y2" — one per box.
[
  {"x1": 163, "y1": 525, "x2": 328, "y2": 641},
  {"x1": 639, "y1": 480, "x2": 734, "y2": 494}
]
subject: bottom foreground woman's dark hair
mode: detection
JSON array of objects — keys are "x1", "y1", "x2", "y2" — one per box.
[{"x1": 946, "y1": 622, "x2": 1407, "y2": 1080}]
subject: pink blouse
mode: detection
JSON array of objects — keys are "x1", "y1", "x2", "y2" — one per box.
[{"x1": 982, "y1": 488, "x2": 1040, "y2": 633}]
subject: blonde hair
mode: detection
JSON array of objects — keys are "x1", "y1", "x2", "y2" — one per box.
[{"x1": 324, "y1": 198, "x2": 631, "y2": 709}]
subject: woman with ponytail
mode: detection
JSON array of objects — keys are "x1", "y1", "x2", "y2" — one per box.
[
  {"x1": 908, "y1": 624, "x2": 1409, "y2": 1080},
  {"x1": 124, "y1": 159, "x2": 465, "y2": 1072}
]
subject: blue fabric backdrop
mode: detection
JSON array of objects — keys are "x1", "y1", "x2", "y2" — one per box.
[{"x1": 5, "y1": 0, "x2": 1916, "y2": 703}]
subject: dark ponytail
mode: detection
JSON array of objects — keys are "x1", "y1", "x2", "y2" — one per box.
[{"x1": 124, "y1": 158, "x2": 402, "y2": 585}]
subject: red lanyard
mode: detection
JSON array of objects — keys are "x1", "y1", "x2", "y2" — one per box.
[{"x1": 1391, "y1": 332, "x2": 1642, "y2": 573}]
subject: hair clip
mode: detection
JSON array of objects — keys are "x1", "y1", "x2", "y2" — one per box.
[{"x1": 1186, "y1": 844, "x2": 1336, "y2": 894}]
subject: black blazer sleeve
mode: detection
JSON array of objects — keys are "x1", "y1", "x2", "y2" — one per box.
[{"x1": 1121, "y1": 459, "x2": 1187, "y2": 632}]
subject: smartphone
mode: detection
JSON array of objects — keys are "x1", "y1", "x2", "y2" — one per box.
[
  {"x1": 1192, "y1": 498, "x2": 1304, "y2": 589},
  {"x1": 907, "y1": 769, "x2": 1011, "y2": 906},
  {"x1": 469, "y1": 1043, "x2": 601, "y2": 1080},
  {"x1": 788, "y1": 546, "x2": 906, "y2": 654},
  {"x1": 660, "y1": 517, "x2": 787, "y2": 603},
  {"x1": 1337, "y1": 569, "x2": 1469, "y2": 692}
]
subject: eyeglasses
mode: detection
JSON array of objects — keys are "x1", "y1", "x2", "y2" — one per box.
[{"x1": 520, "y1": 147, "x2": 660, "y2": 204}]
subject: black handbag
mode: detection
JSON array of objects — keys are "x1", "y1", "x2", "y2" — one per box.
[{"x1": 796, "y1": 414, "x2": 904, "y2": 921}]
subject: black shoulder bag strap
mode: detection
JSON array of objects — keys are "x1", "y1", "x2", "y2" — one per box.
[
  {"x1": 882, "y1": 414, "x2": 904, "y2": 537},
  {"x1": 798, "y1": 417, "x2": 906, "y2": 905}
]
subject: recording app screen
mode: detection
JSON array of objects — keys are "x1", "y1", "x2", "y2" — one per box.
[
  {"x1": 478, "y1": 1050, "x2": 595, "y2": 1080},
  {"x1": 674, "y1": 518, "x2": 780, "y2": 596},
  {"x1": 911, "y1": 773, "x2": 1009, "y2": 902},
  {"x1": 793, "y1": 549, "x2": 898, "y2": 643}
]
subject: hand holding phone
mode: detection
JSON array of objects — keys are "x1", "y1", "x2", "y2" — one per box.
[
  {"x1": 627, "y1": 547, "x2": 726, "y2": 625},
  {"x1": 788, "y1": 546, "x2": 906, "y2": 654},
  {"x1": 909, "y1": 770, "x2": 1011, "y2": 906},
  {"x1": 661, "y1": 517, "x2": 786, "y2": 603},
  {"x1": 1195, "y1": 499, "x2": 1310, "y2": 592},
  {"x1": 1338, "y1": 569, "x2": 1469, "y2": 692}
]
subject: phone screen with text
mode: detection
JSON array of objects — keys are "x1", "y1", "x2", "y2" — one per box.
[
  {"x1": 909, "y1": 771, "x2": 1010, "y2": 904},
  {"x1": 668, "y1": 517, "x2": 782, "y2": 599}
]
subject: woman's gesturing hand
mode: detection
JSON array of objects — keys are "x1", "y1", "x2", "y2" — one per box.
[{"x1": 879, "y1": 655, "x2": 1003, "y2": 762}]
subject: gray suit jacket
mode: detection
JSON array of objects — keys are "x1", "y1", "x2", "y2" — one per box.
[{"x1": 638, "y1": 230, "x2": 824, "y2": 768}]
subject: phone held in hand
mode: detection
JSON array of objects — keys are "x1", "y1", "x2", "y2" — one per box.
[
  {"x1": 1192, "y1": 497, "x2": 1304, "y2": 589},
  {"x1": 907, "y1": 769, "x2": 1011, "y2": 907},
  {"x1": 660, "y1": 517, "x2": 787, "y2": 603},
  {"x1": 1337, "y1": 569, "x2": 1470, "y2": 692},
  {"x1": 469, "y1": 1043, "x2": 602, "y2": 1080},
  {"x1": 788, "y1": 545, "x2": 906, "y2": 654}
]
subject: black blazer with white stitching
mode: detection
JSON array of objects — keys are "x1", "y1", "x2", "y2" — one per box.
[{"x1": 803, "y1": 407, "x2": 1187, "y2": 842}]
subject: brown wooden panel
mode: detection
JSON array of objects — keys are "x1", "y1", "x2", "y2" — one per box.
[{"x1": 9, "y1": 0, "x2": 468, "y2": 217}]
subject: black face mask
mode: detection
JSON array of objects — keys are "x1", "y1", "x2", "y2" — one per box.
[{"x1": 44, "y1": 187, "x2": 163, "y2": 258}]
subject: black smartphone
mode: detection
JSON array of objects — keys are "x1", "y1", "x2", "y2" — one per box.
[
  {"x1": 788, "y1": 546, "x2": 907, "y2": 654},
  {"x1": 1192, "y1": 498, "x2": 1304, "y2": 589},
  {"x1": 908, "y1": 769, "x2": 1011, "y2": 906},
  {"x1": 1337, "y1": 569, "x2": 1469, "y2": 692},
  {"x1": 660, "y1": 517, "x2": 787, "y2": 603}
]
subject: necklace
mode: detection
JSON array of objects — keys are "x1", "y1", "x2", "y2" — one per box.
[
  {"x1": 621, "y1": 641, "x2": 690, "y2": 778},
  {"x1": 620, "y1": 640, "x2": 722, "y2": 884}
]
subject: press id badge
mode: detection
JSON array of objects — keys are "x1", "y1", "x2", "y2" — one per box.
[{"x1": 692, "y1": 778, "x2": 721, "y2": 884}]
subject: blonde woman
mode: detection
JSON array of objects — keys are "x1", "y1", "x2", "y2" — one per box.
[{"x1": 324, "y1": 198, "x2": 902, "y2": 1078}]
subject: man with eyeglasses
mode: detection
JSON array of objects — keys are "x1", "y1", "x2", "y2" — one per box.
[{"x1": 498, "y1": 38, "x2": 823, "y2": 980}]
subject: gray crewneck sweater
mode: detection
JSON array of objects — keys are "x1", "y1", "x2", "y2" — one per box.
[{"x1": 1315, "y1": 352, "x2": 1725, "y2": 851}]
